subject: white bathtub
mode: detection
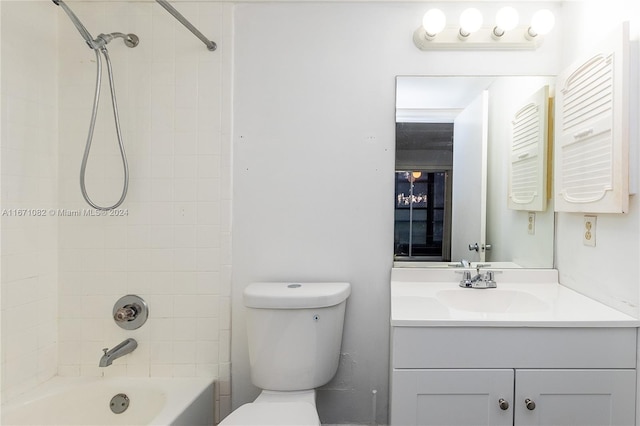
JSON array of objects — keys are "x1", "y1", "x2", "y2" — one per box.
[{"x1": 1, "y1": 376, "x2": 215, "y2": 426}]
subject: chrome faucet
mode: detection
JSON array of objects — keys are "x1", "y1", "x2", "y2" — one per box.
[
  {"x1": 99, "y1": 338, "x2": 137, "y2": 367},
  {"x1": 459, "y1": 267, "x2": 498, "y2": 289}
]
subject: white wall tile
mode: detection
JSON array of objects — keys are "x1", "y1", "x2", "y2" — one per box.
[
  {"x1": 2, "y1": 0, "x2": 231, "y2": 400},
  {"x1": 1, "y1": 0, "x2": 59, "y2": 401}
]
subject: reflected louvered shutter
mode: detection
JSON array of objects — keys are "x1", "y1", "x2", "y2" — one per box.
[
  {"x1": 508, "y1": 85, "x2": 549, "y2": 211},
  {"x1": 554, "y1": 23, "x2": 630, "y2": 213}
]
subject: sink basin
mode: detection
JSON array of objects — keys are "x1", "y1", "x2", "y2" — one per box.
[
  {"x1": 391, "y1": 268, "x2": 640, "y2": 326},
  {"x1": 436, "y1": 289, "x2": 549, "y2": 313}
]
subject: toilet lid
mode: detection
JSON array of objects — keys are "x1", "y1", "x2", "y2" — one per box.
[{"x1": 220, "y1": 402, "x2": 320, "y2": 426}]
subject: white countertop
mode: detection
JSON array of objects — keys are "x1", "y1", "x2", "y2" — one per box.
[{"x1": 391, "y1": 268, "x2": 640, "y2": 327}]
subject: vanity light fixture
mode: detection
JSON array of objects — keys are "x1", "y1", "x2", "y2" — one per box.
[
  {"x1": 458, "y1": 8, "x2": 483, "y2": 40},
  {"x1": 413, "y1": 7, "x2": 554, "y2": 50},
  {"x1": 526, "y1": 9, "x2": 555, "y2": 40},
  {"x1": 422, "y1": 8, "x2": 446, "y2": 40},
  {"x1": 492, "y1": 7, "x2": 519, "y2": 39}
]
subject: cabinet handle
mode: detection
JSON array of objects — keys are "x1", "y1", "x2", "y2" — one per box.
[
  {"x1": 525, "y1": 398, "x2": 536, "y2": 410},
  {"x1": 498, "y1": 398, "x2": 509, "y2": 410}
]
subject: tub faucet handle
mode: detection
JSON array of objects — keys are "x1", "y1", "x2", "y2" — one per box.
[
  {"x1": 114, "y1": 306, "x2": 137, "y2": 322},
  {"x1": 102, "y1": 347, "x2": 109, "y2": 355},
  {"x1": 113, "y1": 295, "x2": 149, "y2": 330}
]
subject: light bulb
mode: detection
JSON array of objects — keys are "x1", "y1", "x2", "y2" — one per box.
[
  {"x1": 529, "y1": 9, "x2": 555, "y2": 37},
  {"x1": 459, "y1": 8, "x2": 483, "y2": 38},
  {"x1": 494, "y1": 7, "x2": 519, "y2": 36},
  {"x1": 422, "y1": 8, "x2": 446, "y2": 38}
]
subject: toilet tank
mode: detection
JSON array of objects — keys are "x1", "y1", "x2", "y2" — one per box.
[{"x1": 243, "y1": 282, "x2": 351, "y2": 391}]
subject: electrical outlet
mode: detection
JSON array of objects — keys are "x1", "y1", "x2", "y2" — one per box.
[
  {"x1": 527, "y1": 212, "x2": 536, "y2": 235},
  {"x1": 583, "y1": 215, "x2": 597, "y2": 247}
]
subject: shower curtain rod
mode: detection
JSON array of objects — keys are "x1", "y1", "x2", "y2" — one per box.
[{"x1": 155, "y1": 0, "x2": 217, "y2": 51}]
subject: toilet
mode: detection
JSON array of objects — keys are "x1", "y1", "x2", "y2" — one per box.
[{"x1": 220, "y1": 281, "x2": 351, "y2": 426}]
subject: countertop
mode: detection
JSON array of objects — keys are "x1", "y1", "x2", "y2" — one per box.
[{"x1": 391, "y1": 268, "x2": 640, "y2": 327}]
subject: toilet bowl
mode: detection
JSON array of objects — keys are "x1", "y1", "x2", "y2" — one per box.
[
  {"x1": 220, "y1": 282, "x2": 351, "y2": 426},
  {"x1": 220, "y1": 390, "x2": 319, "y2": 426}
]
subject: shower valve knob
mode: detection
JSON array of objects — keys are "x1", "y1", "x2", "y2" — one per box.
[
  {"x1": 114, "y1": 306, "x2": 137, "y2": 322},
  {"x1": 113, "y1": 295, "x2": 148, "y2": 330}
]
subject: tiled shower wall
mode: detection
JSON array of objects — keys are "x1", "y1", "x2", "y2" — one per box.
[
  {"x1": 1, "y1": 1, "x2": 59, "y2": 402},
  {"x1": 56, "y1": 0, "x2": 232, "y2": 411},
  {"x1": 0, "y1": 0, "x2": 235, "y2": 417}
]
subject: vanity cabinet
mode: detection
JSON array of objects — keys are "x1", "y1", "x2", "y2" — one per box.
[
  {"x1": 392, "y1": 368, "x2": 635, "y2": 426},
  {"x1": 390, "y1": 327, "x2": 637, "y2": 426}
]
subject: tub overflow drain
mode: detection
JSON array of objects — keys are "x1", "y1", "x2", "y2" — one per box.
[{"x1": 110, "y1": 393, "x2": 130, "y2": 414}]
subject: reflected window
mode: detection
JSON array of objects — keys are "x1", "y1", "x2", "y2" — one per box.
[{"x1": 394, "y1": 171, "x2": 447, "y2": 259}]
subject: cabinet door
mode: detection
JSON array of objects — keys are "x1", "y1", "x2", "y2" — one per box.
[
  {"x1": 508, "y1": 85, "x2": 550, "y2": 212},
  {"x1": 391, "y1": 369, "x2": 513, "y2": 426},
  {"x1": 515, "y1": 369, "x2": 636, "y2": 426},
  {"x1": 554, "y1": 23, "x2": 630, "y2": 213}
]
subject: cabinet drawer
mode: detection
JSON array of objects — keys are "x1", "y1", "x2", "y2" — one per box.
[{"x1": 392, "y1": 327, "x2": 636, "y2": 368}]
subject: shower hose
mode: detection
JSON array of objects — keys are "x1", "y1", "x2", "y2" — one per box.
[{"x1": 81, "y1": 46, "x2": 129, "y2": 211}]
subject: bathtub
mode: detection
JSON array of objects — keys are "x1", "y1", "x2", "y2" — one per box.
[{"x1": 1, "y1": 376, "x2": 214, "y2": 425}]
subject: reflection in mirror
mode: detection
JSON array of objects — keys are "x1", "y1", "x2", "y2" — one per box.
[
  {"x1": 394, "y1": 169, "x2": 449, "y2": 259},
  {"x1": 395, "y1": 76, "x2": 555, "y2": 268},
  {"x1": 395, "y1": 124, "x2": 452, "y2": 260}
]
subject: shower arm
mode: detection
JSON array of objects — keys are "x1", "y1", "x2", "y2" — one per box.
[{"x1": 155, "y1": 0, "x2": 217, "y2": 51}]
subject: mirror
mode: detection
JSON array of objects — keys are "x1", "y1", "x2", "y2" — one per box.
[{"x1": 394, "y1": 76, "x2": 555, "y2": 268}]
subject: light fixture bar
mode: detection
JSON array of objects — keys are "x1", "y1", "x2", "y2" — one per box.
[{"x1": 413, "y1": 25, "x2": 542, "y2": 50}]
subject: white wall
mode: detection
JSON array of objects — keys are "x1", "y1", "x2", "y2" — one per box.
[
  {"x1": 555, "y1": 1, "x2": 640, "y2": 318},
  {"x1": 0, "y1": 1, "x2": 59, "y2": 402},
  {"x1": 231, "y1": 2, "x2": 561, "y2": 424},
  {"x1": 555, "y1": 1, "x2": 640, "y2": 419}
]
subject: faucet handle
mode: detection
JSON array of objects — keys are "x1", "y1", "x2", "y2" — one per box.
[
  {"x1": 483, "y1": 270, "x2": 502, "y2": 288},
  {"x1": 114, "y1": 306, "x2": 137, "y2": 322},
  {"x1": 102, "y1": 347, "x2": 109, "y2": 355},
  {"x1": 459, "y1": 271, "x2": 473, "y2": 288}
]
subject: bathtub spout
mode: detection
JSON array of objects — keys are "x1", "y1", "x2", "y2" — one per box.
[{"x1": 99, "y1": 338, "x2": 137, "y2": 367}]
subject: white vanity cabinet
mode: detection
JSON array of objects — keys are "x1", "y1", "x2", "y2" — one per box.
[
  {"x1": 392, "y1": 368, "x2": 514, "y2": 426},
  {"x1": 392, "y1": 368, "x2": 635, "y2": 426},
  {"x1": 390, "y1": 268, "x2": 640, "y2": 426},
  {"x1": 514, "y1": 369, "x2": 635, "y2": 426},
  {"x1": 390, "y1": 327, "x2": 637, "y2": 426}
]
